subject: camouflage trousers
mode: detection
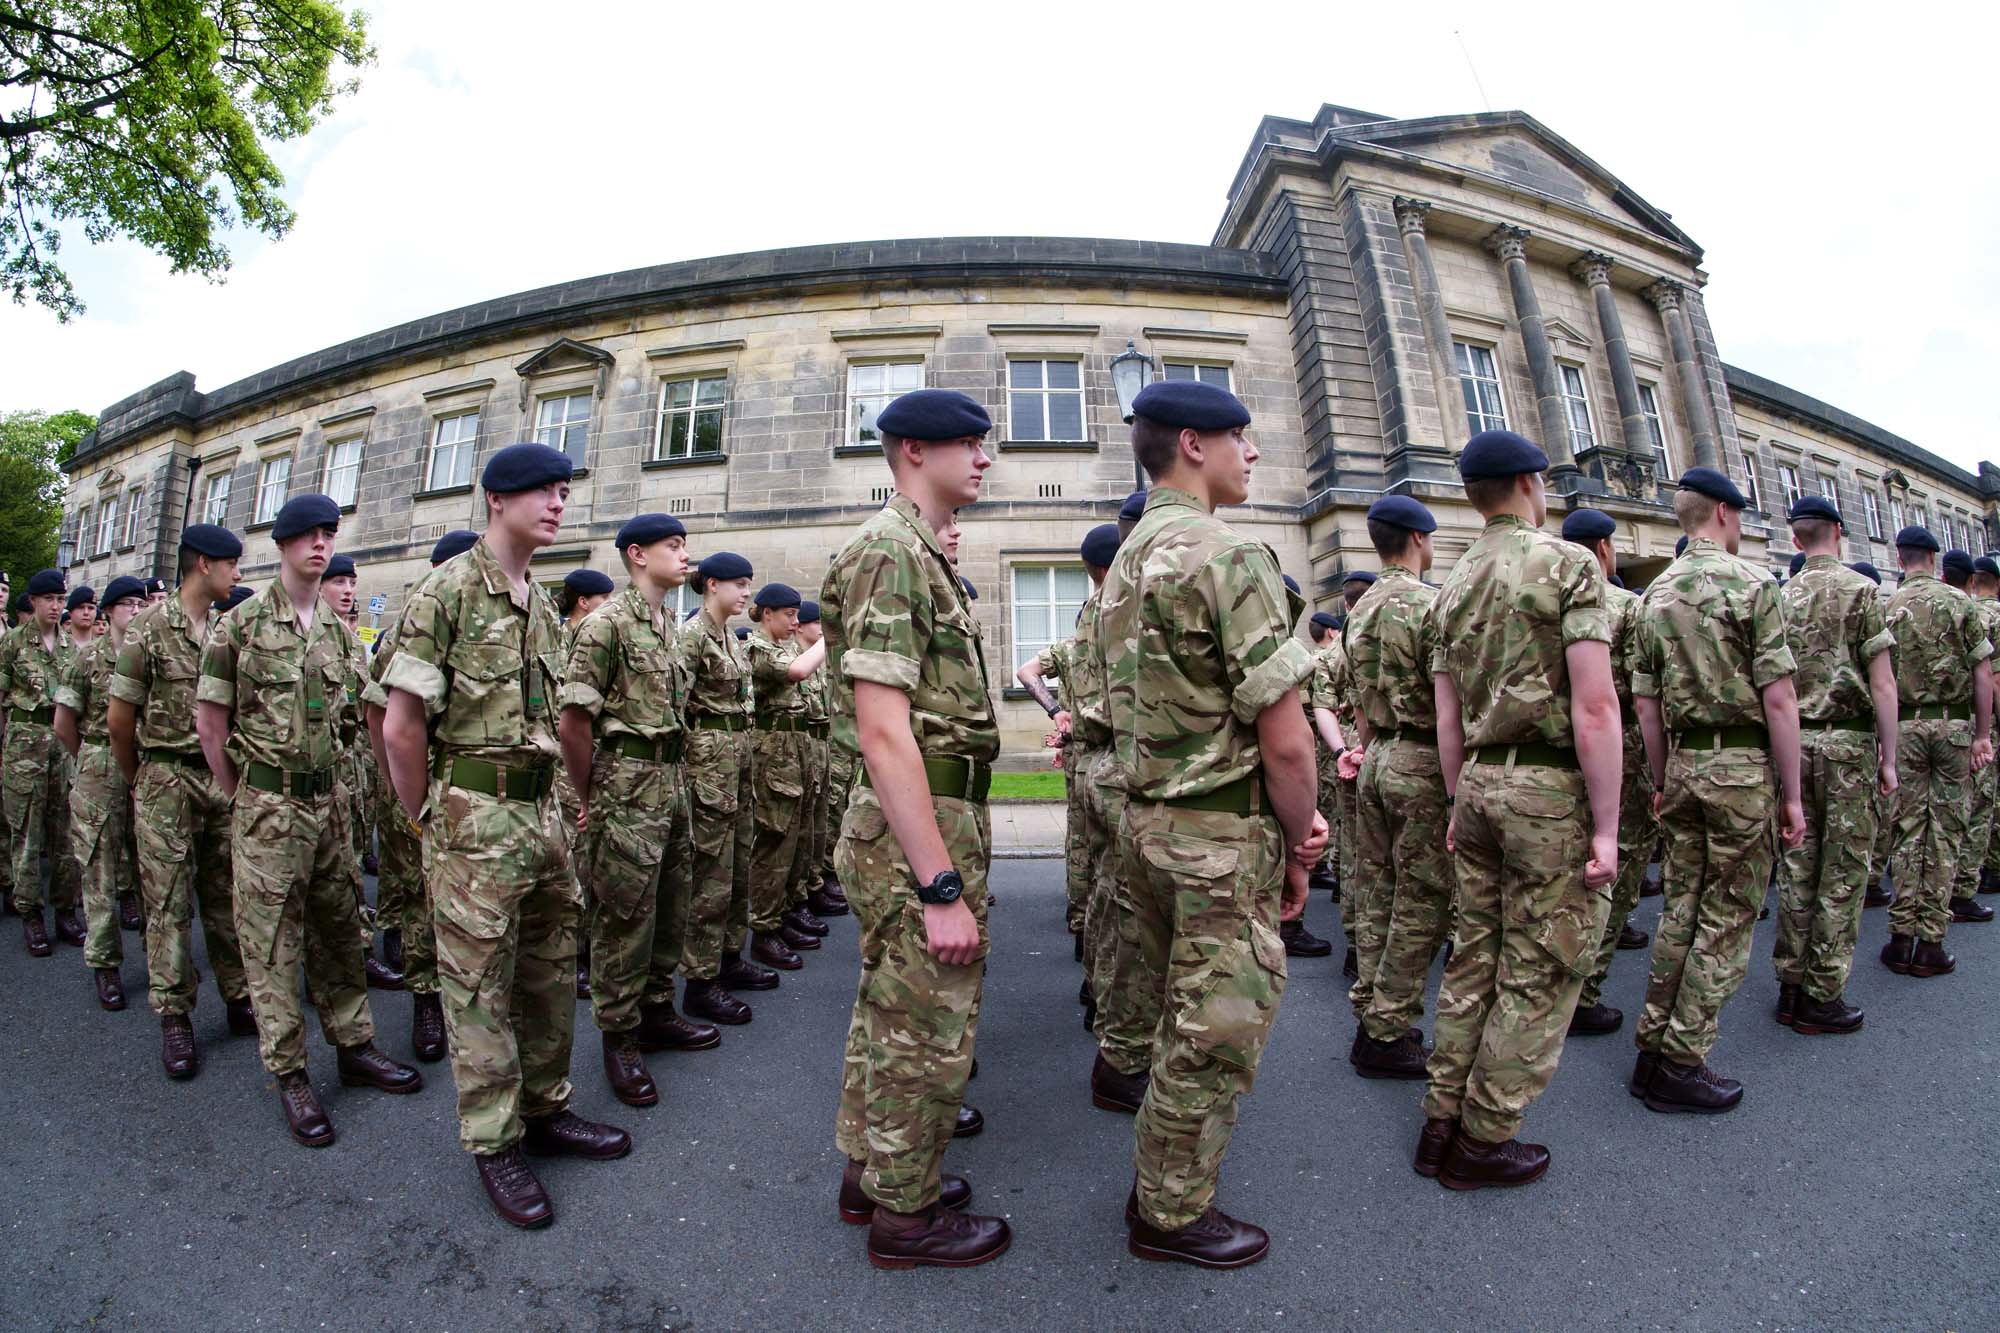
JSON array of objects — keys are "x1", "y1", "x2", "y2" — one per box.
[
  {"x1": 1345, "y1": 746, "x2": 1392, "y2": 1020},
  {"x1": 1314, "y1": 745, "x2": 1339, "y2": 879},
  {"x1": 791, "y1": 735, "x2": 829, "y2": 908},
  {"x1": 69, "y1": 743, "x2": 136, "y2": 969},
  {"x1": 1776, "y1": 728, "x2": 1879, "y2": 1001},
  {"x1": 748, "y1": 729, "x2": 809, "y2": 933},
  {"x1": 426, "y1": 778, "x2": 580, "y2": 1155},
  {"x1": 583, "y1": 750, "x2": 690, "y2": 1033},
  {"x1": 344, "y1": 743, "x2": 377, "y2": 873},
  {"x1": 822, "y1": 745, "x2": 855, "y2": 883},
  {"x1": 1069, "y1": 741, "x2": 1112, "y2": 1000},
  {"x1": 1422, "y1": 761, "x2": 1606, "y2": 1143},
  {"x1": 1336, "y1": 763, "x2": 1360, "y2": 917},
  {"x1": 1120, "y1": 798, "x2": 1286, "y2": 1231},
  {"x1": 1357, "y1": 737, "x2": 1456, "y2": 1043},
  {"x1": 1888, "y1": 717, "x2": 1971, "y2": 944},
  {"x1": 5, "y1": 722, "x2": 77, "y2": 912},
  {"x1": 683, "y1": 727, "x2": 752, "y2": 977},
  {"x1": 1636, "y1": 744, "x2": 1774, "y2": 1063},
  {"x1": 1078, "y1": 749, "x2": 1153, "y2": 1077},
  {"x1": 231, "y1": 786, "x2": 374, "y2": 1076},
  {"x1": 133, "y1": 760, "x2": 246, "y2": 1016},
  {"x1": 375, "y1": 783, "x2": 436, "y2": 994},
  {"x1": 1866, "y1": 784, "x2": 1892, "y2": 890},
  {"x1": 833, "y1": 786, "x2": 990, "y2": 1214},
  {"x1": 1952, "y1": 746, "x2": 1997, "y2": 900},
  {"x1": 1985, "y1": 766, "x2": 2000, "y2": 882},
  {"x1": 1580, "y1": 732, "x2": 1659, "y2": 1010},
  {"x1": 1062, "y1": 741, "x2": 1089, "y2": 933}
]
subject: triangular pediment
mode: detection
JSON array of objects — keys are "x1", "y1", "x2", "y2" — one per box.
[{"x1": 515, "y1": 336, "x2": 615, "y2": 378}]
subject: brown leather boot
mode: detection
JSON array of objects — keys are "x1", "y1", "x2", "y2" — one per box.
[
  {"x1": 750, "y1": 930, "x2": 803, "y2": 970},
  {"x1": 1127, "y1": 1205, "x2": 1270, "y2": 1268},
  {"x1": 1567, "y1": 1002, "x2": 1622, "y2": 1036},
  {"x1": 363, "y1": 950, "x2": 405, "y2": 990},
  {"x1": 21, "y1": 912, "x2": 50, "y2": 957},
  {"x1": 1413, "y1": 1117, "x2": 1456, "y2": 1178},
  {"x1": 785, "y1": 905, "x2": 830, "y2": 937},
  {"x1": 866, "y1": 1203, "x2": 1011, "y2": 1270},
  {"x1": 719, "y1": 950, "x2": 780, "y2": 990},
  {"x1": 93, "y1": 967, "x2": 125, "y2": 1011},
  {"x1": 1617, "y1": 921, "x2": 1650, "y2": 949},
  {"x1": 380, "y1": 927, "x2": 404, "y2": 971},
  {"x1": 337, "y1": 1043, "x2": 423, "y2": 1094},
  {"x1": 1880, "y1": 933, "x2": 1916, "y2": 974},
  {"x1": 682, "y1": 979, "x2": 752, "y2": 1025},
  {"x1": 1629, "y1": 1050, "x2": 1658, "y2": 1098},
  {"x1": 808, "y1": 886, "x2": 849, "y2": 917},
  {"x1": 411, "y1": 992, "x2": 446, "y2": 1062},
  {"x1": 635, "y1": 999, "x2": 721, "y2": 1052},
  {"x1": 1090, "y1": 1052, "x2": 1148, "y2": 1114},
  {"x1": 953, "y1": 1103, "x2": 984, "y2": 1138},
  {"x1": 53, "y1": 908, "x2": 86, "y2": 946},
  {"x1": 601, "y1": 1032, "x2": 660, "y2": 1107},
  {"x1": 521, "y1": 1109, "x2": 631, "y2": 1160},
  {"x1": 1910, "y1": 939, "x2": 1956, "y2": 977},
  {"x1": 160, "y1": 1014, "x2": 198, "y2": 1079},
  {"x1": 225, "y1": 995, "x2": 258, "y2": 1037},
  {"x1": 1950, "y1": 896, "x2": 1994, "y2": 923},
  {"x1": 1642, "y1": 1058, "x2": 1743, "y2": 1114},
  {"x1": 1279, "y1": 918, "x2": 1333, "y2": 957},
  {"x1": 1791, "y1": 993, "x2": 1864, "y2": 1035},
  {"x1": 778, "y1": 922, "x2": 821, "y2": 951},
  {"x1": 1350, "y1": 1028, "x2": 1428, "y2": 1079},
  {"x1": 477, "y1": 1147, "x2": 553, "y2": 1229},
  {"x1": 838, "y1": 1159, "x2": 972, "y2": 1225},
  {"x1": 278, "y1": 1072, "x2": 335, "y2": 1147},
  {"x1": 575, "y1": 944, "x2": 592, "y2": 999},
  {"x1": 1439, "y1": 1132, "x2": 1550, "y2": 1190},
  {"x1": 117, "y1": 893, "x2": 143, "y2": 932},
  {"x1": 1775, "y1": 982, "x2": 1801, "y2": 1027}
]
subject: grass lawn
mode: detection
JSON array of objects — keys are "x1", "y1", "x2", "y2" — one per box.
[{"x1": 988, "y1": 770, "x2": 1066, "y2": 800}]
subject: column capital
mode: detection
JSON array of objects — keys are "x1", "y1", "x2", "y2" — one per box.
[
  {"x1": 1483, "y1": 224, "x2": 1529, "y2": 262},
  {"x1": 1392, "y1": 196, "x2": 1432, "y2": 236},
  {"x1": 1644, "y1": 278, "x2": 1684, "y2": 313},
  {"x1": 1570, "y1": 251, "x2": 1615, "y2": 287}
]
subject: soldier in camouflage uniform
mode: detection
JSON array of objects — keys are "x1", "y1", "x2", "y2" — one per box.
[
  {"x1": 1101, "y1": 380, "x2": 1324, "y2": 1268},
  {"x1": 322, "y1": 553, "x2": 402, "y2": 990},
  {"x1": 1020, "y1": 625, "x2": 1089, "y2": 940},
  {"x1": 1769, "y1": 497, "x2": 1899, "y2": 1035},
  {"x1": 745, "y1": 581, "x2": 830, "y2": 971},
  {"x1": 1415, "y1": 431, "x2": 1621, "y2": 1191},
  {"x1": 1970, "y1": 557, "x2": 2000, "y2": 898},
  {"x1": 559, "y1": 513, "x2": 721, "y2": 1109},
  {"x1": 1848, "y1": 560, "x2": 1897, "y2": 909},
  {"x1": 1345, "y1": 495, "x2": 1454, "y2": 1080},
  {"x1": 1328, "y1": 572, "x2": 1372, "y2": 978},
  {"x1": 676, "y1": 552, "x2": 773, "y2": 1024},
  {"x1": 53, "y1": 575, "x2": 147, "y2": 1010},
  {"x1": 382, "y1": 444, "x2": 630, "y2": 1229},
  {"x1": 1562, "y1": 509, "x2": 1658, "y2": 1037},
  {"x1": 1938, "y1": 551, "x2": 2000, "y2": 925},
  {"x1": 1, "y1": 568, "x2": 80, "y2": 953},
  {"x1": 822, "y1": 389, "x2": 1010, "y2": 1270},
  {"x1": 1305, "y1": 613, "x2": 1345, "y2": 897},
  {"x1": 556, "y1": 567, "x2": 615, "y2": 1000},
  {"x1": 1630, "y1": 468, "x2": 1805, "y2": 1114},
  {"x1": 108, "y1": 526, "x2": 254, "y2": 1078},
  {"x1": 196, "y1": 495, "x2": 420, "y2": 1147},
  {"x1": 792, "y1": 603, "x2": 840, "y2": 921},
  {"x1": 1879, "y1": 526, "x2": 1994, "y2": 976}
]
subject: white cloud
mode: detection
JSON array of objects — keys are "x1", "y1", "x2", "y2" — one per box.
[{"x1": 4, "y1": 0, "x2": 1995, "y2": 470}]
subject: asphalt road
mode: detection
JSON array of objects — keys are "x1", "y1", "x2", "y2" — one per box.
[{"x1": 1, "y1": 864, "x2": 1994, "y2": 1332}]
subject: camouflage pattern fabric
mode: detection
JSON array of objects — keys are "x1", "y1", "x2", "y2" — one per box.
[
  {"x1": 1884, "y1": 571, "x2": 1991, "y2": 943},
  {"x1": 748, "y1": 628, "x2": 810, "y2": 934},
  {"x1": 823, "y1": 492, "x2": 999, "y2": 1214},
  {"x1": 823, "y1": 745, "x2": 856, "y2": 880},
  {"x1": 563, "y1": 585, "x2": 691, "y2": 1031},
  {"x1": 1950, "y1": 596, "x2": 2000, "y2": 900},
  {"x1": 381, "y1": 538, "x2": 578, "y2": 1154},
  {"x1": 1421, "y1": 513, "x2": 1611, "y2": 1143},
  {"x1": 1308, "y1": 648, "x2": 1341, "y2": 878},
  {"x1": 678, "y1": 612, "x2": 755, "y2": 972},
  {"x1": 793, "y1": 660, "x2": 831, "y2": 910},
  {"x1": 1579, "y1": 583, "x2": 1656, "y2": 1010},
  {"x1": 1098, "y1": 487, "x2": 1311, "y2": 1231},
  {"x1": 55, "y1": 635, "x2": 136, "y2": 967},
  {"x1": 0, "y1": 622, "x2": 76, "y2": 911},
  {"x1": 1035, "y1": 634, "x2": 1093, "y2": 934},
  {"x1": 364, "y1": 606, "x2": 437, "y2": 993}
]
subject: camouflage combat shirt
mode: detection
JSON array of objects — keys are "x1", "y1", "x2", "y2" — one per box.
[
  {"x1": 53, "y1": 633, "x2": 119, "y2": 744},
  {"x1": 677, "y1": 613, "x2": 752, "y2": 721},
  {"x1": 1344, "y1": 564, "x2": 1438, "y2": 734},
  {"x1": 0, "y1": 622, "x2": 71, "y2": 717},
  {"x1": 559, "y1": 584, "x2": 687, "y2": 743},
  {"x1": 109, "y1": 595, "x2": 215, "y2": 754},
  {"x1": 196, "y1": 580, "x2": 350, "y2": 775},
  {"x1": 1781, "y1": 554, "x2": 1895, "y2": 722},
  {"x1": 1631, "y1": 536, "x2": 1795, "y2": 731},
  {"x1": 748, "y1": 628, "x2": 807, "y2": 718},
  {"x1": 1885, "y1": 571, "x2": 1991, "y2": 708}
]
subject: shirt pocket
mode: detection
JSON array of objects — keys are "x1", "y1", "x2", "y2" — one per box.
[
  {"x1": 443, "y1": 641, "x2": 524, "y2": 747},
  {"x1": 239, "y1": 649, "x2": 301, "y2": 748}
]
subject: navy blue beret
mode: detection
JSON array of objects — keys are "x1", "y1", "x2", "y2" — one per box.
[
  {"x1": 1975, "y1": 556, "x2": 2000, "y2": 578},
  {"x1": 143, "y1": 578, "x2": 167, "y2": 596},
  {"x1": 26, "y1": 569, "x2": 64, "y2": 597},
  {"x1": 1131, "y1": 380, "x2": 1250, "y2": 431},
  {"x1": 1560, "y1": 508, "x2": 1617, "y2": 544},
  {"x1": 754, "y1": 582, "x2": 800, "y2": 610},
  {"x1": 1340, "y1": 569, "x2": 1376, "y2": 588},
  {"x1": 1119, "y1": 490, "x2": 1148, "y2": 522},
  {"x1": 1849, "y1": 561, "x2": 1882, "y2": 585},
  {"x1": 271, "y1": 493, "x2": 341, "y2": 542},
  {"x1": 59, "y1": 610, "x2": 68, "y2": 624},
  {"x1": 1677, "y1": 467, "x2": 1748, "y2": 509},
  {"x1": 1366, "y1": 495, "x2": 1438, "y2": 533},
  {"x1": 1458, "y1": 429, "x2": 1549, "y2": 481},
  {"x1": 1788, "y1": 552, "x2": 1807, "y2": 576},
  {"x1": 179, "y1": 523, "x2": 242, "y2": 560},
  {"x1": 11, "y1": 593, "x2": 27, "y2": 614},
  {"x1": 217, "y1": 585, "x2": 254, "y2": 612},
  {"x1": 960, "y1": 576, "x2": 978, "y2": 601},
  {"x1": 481, "y1": 441, "x2": 573, "y2": 494},
  {"x1": 1283, "y1": 574, "x2": 1300, "y2": 595},
  {"x1": 615, "y1": 513, "x2": 686, "y2": 551},
  {"x1": 875, "y1": 389, "x2": 991, "y2": 441},
  {"x1": 1943, "y1": 549, "x2": 1974, "y2": 577},
  {"x1": 1895, "y1": 524, "x2": 1939, "y2": 553},
  {"x1": 66, "y1": 585, "x2": 94, "y2": 611},
  {"x1": 1080, "y1": 523, "x2": 1120, "y2": 568},
  {"x1": 431, "y1": 530, "x2": 479, "y2": 565},
  {"x1": 797, "y1": 599, "x2": 821, "y2": 625},
  {"x1": 734, "y1": 626, "x2": 750, "y2": 641},
  {"x1": 101, "y1": 576, "x2": 147, "y2": 608},
  {"x1": 1310, "y1": 611, "x2": 1339, "y2": 631},
  {"x1": 1674, "y1": 535, "x2": 1689, "y2": 557},
  {"x1": 321, "y1": 554, "x2": 356, "y2": 581},
  {"x1": 1608, "y1": 574, "x2": 1627, "y2": 590},
  {"x1": 563, "y1": 569, "x2": 614, "y2": 597},
  {"x1": 697, "y1": 551, "x2": 753, "y2": 583},
  {"x1": 1787, "y1": 495, "x2": 1841, "y2": 524}
]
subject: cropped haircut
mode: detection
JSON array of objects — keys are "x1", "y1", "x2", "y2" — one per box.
[
  {"x1": 1462, "y1": 476, "x2": 1518, "y2": 515},
  {"x1": 1130, "y1": 417, "x2": 1184, "y2": 481},
  {"x1": 1673, "y1": 489, "x2": 1719, "y2": 533},
  {"x1": 1367, "y1": 518, "x2": 1419, "y2": 563}
]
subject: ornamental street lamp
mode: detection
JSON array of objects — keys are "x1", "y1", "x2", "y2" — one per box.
[{"x1": 1110, "y1": 339, "x2": 1154, "y2": 488}]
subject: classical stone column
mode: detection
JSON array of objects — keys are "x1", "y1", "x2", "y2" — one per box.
[
  {"x1": 1646, "y1": 279, "x2": 1720, "y2": 469},
  {"x1": 1485, "y1": 225, "x2": 1577, "y2": 476},
  {"x1": 1571, "y1": 252, "x2": 1651, "y2": 465},
  {"x1": 1394, "y1": 197, "x2": 1466, "y2": 443}
]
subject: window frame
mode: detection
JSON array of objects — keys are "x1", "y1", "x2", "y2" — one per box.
[
  {"x1": 322, "y1": 435, "x2": 365, "y2": 510},
  {"x1": 97, "y1": 494, "x2": 119, "y2": 555},
  {"x1": 1160, "y1": 362, "x2": 1234, "y2": 390},
  {"x1": 652, "y1": 374, "x2": 729, "y2": 463},
  {"x1": 254, "y1": 455, "x2": 292, "y2": 527},
  {"x1": 123, "y1": 485, "x2": 144, "y2": 548},
  {"x1": 1009, "y1": 563, "x2": 1091, "y2": 674},
  {"x1": 1006, "y1": 358, "x2": 1087, "y2": 444},
  {"x1": 1637, "y1": 381, "x2": 1671, "y2": 477},
  {"x1": 75, "y1": 503, "x2": 93, "y2": 557},
  {"x1": 1776, "y1": 461, "x2": 1803, "y2": 510},
  {"x1": 1738, "y1": 450, "x2": 1762, "y2": 512},
  {"x1": 1454, "y1": 340, "x2": 1508, "y2": 434},
  {"x1": 533, "y1": 390, "x2": 593, "y2": 470},
  {"x1": 202, "y1": 470, "x2": 233, "y2": 526},
  {"x1": 844, "y1": 360, "x2": 926, "y2": 449},
  {"x1": 426, "y1": 411, "x2": 481, "y2": 493},
  {"x1": 1861, "y1": 488, "x2": 1884, "y2": 540},
  {"x1": 1556, "y1": 363, "x2": 1596, "y2": 455}
]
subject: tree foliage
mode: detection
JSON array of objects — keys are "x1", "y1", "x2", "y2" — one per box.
[
  {"x1": 0, "y1": 1, "x2": 373, "y2": 319},
  {"x1": 0, "y1": 407, "x2": 91, "y2": 579}
]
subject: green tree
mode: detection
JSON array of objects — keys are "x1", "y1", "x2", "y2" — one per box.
[
  {"x1": 1, "y1": 1, "x2": 373, "y2": 319},
  {"x1": 0, "y1": 407, "x2": 91, "y2": 579}
]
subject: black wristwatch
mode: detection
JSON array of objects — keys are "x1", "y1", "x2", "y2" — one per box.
[{"x1": 916, "y1": 869, "x2": 964, "y2": 905}]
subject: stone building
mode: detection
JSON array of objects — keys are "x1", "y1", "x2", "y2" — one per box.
[{"x1": 60, "y1": 103, "x2": 1998, "y2": 758}]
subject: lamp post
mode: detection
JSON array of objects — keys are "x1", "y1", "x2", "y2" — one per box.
[{"x1": 1110, "y1": 338, "x2": 1155, "y2": 489}]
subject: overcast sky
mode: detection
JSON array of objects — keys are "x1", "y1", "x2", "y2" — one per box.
[{"x1": 5, "y1": 1, "x2": 1994, "y2": 471}]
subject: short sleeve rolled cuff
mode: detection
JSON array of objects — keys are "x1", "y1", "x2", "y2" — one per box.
[
  {"x1": 1231, "y1": 636, "x2": 1316, "y2": 726},
  {"x1": 1750, "y1": 640, "x2": 1799, "y2": 690},
  {"x1": 558, "y1": 680, "x2": 607, "y2": 716},
  {"x1": 1972, "y1": 633, "x2": 1995, "y2": 665},
  {"x1": 380, "y1": 652, "x2": 450, "y2": 718},
  {"x1": 843, "y1": 648, "x2": 921, "y2": 694},
  {"x1": 1034, "y1": 646, "x2": 1061, "y2": 679},
  {"x1": 107, "y1": 672, "x2": 147, "y2": 706},
  {"x1": 50, "y1": 684, "x2": 83, "y2": 713},
  {"x1": 359, "y1": 679, "x2": 389, "y2": 710},
  {"x1": 1561, "y1": 605, "x2": 1613, "y2": 650},
  {"x1": 1861, "y1": 627, "x2": 1896, "y2": 662},
  {"x1": 194, "y1": 673, "x2": 234, "y2": 708}
]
